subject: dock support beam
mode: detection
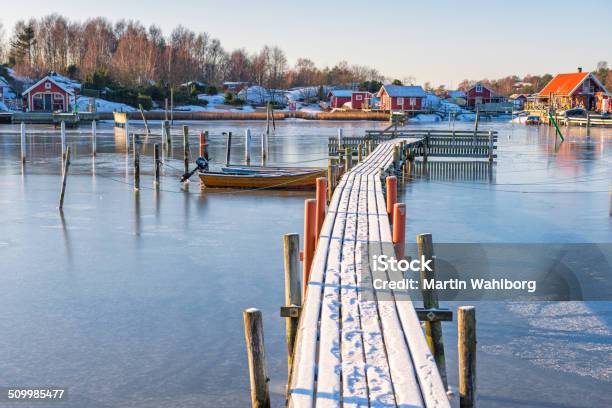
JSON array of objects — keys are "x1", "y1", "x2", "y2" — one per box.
[
  {"x1": 282, "y1": 233, "x2": 301, "y2": 377},
  {"x1": 303, "y1": 199, "x2": 317, "y2": 296},
  {"x1": 243, "y1": 308, "x2": 271, "y2": 408},
  {"x1": 458, "y1": 306, "x2": 476, "y2": 408},
  {"x1": 417, "y1": 233, "x2": 448, "y2": 389},
  {"x1": 133, "y1": 134, "x2": 140, "y2": 191},
  {"x1": 386, "y1": 176, "x2": 397, "y2": 224}
]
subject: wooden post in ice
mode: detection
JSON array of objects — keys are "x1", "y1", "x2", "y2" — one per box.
[
  {"x1": 261, "y1": 131, "x2": 266, "y2": 162},
  {"x1": 386, "y1": 176, "x2": 397, "y2": 223},
  {"x1": 124, "y1": 117, "x2": 130, "y2": 146},
  {"x1": 60, "y1": 121, "x2": 66, "y2": 159},
  {"x1": 133, "y1": 134, "x2": 140, "y2": 190},
  {"x1": 458, "y1": 306, "x2": 476, "y2": 408},
  {"x1": 488, "y1": 130, "x2": 494, "y2": 162},
  {"x1": 164, "y1": 121, "x2": 171, "y2": 150},
  {"x1": 243, "y1": 308, "x2": 270, "y2": 408},
  {"x1": 327, "y1": 159, "x2": 334, "y2": 202},
  {"x1": 283, "y1": 233, "x2": 301, "y2": 377},
  {"x1": 245, "y1": 129, "x2": 252, "y2": 164},
  {"x1": 164, "y1": 98, "x2": 169, "y2": 121},
  {"x1": 91, "y1": 120, "x2": 97, "y2": 156},
  {"x1": 337, "y1": 128, "x2": 343, "y2": 156},
  {"x1": 154, "y1": 143, "x2": 161, "y2": 187},
  {"x1": 59, "y1": 146, "x2": 71, "y2": 210},
  {"x1": 225, "y1": 132, "x2": 232, "y2": 166},
  {"x1": 20, "y1": 122, "x2": 26, "y2": 163},
  {"x1": 182, "y1": 125, "x2": 190, "y2": 174},
  {"x1": 417, "y1": 233, "x2": 448, "y2": 389}
]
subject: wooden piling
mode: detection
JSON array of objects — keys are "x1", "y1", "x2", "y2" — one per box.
[
  {"x1": 20, "y1": 122, "x2": 26, "y2": 163},
  {"x1": 59, "y1": 146, "x2": 71, "y2": 210},
  {"x1": 357, "y1": 143, "x2": 363, "y2": 162},
  {"x1": 315, "y1": 178, "x2": 327, "y2": 241},
  {"x1": 199, "y1": 132, "x2": 206, "y2": 158},
  {"x1": 154, "y1": 144, "x2": 161, "y2": 186},
  {"x1": 283, "y1": 233, "x2": 301, "y2": 376},
  {"x1": 417, "y1": 233, "x2": 448, "y2": 389},
  {"x1": 327, "y1": 160, "x2": 334, "y2": 202},
  {"x1": 488, "y1": 130, "x2": 494, "y2": 162},
  {"x1": 226, "y1": 132, "x2": 233, "y2": 165},
  {"x1": 133, "y1": 134, "x2": 140, "y2": 190},
  {"x1": 458, "y1": 306, "x2": 476, "y2": 408},
  {"x1": 392, "y1": 203, "x2": 406, "y2": 260},
  {"x1": 303, "y1": 199, "x2": 317, "y2": 296},
  {"x1": 60, "y1": 121, "x2": 66, "y2": 159},
  {"x1": 392, "y1": 145, "x2": 400, "y2": 169},
  {"x1": 183, "y1": 125, "x2": 190, "y2": 174},
  {"x1": 92, "y1": 120, "x2": 97, "y2": 156},
  {"x1": 386, "y1": 176, "x2": 397, "y2": 223},
  {"x1": 245, "y1": 129, "x2": 252, "y2": 164},
  {"x1": 344, "y1": 146, "x2": 351, "y2": 173},
  {"x1": 243, "y1": 308, "x2": 270, "y2": 408}
]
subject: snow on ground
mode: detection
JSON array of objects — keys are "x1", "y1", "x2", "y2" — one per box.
[
  {"x1": 408, "y1": 113, "x2": 442, "y2": 123},
  {"x1": 237, "y1": 86, "x2": 287, "y2": 105},
  {"x1": 456, "y1": 113, "x2": 476, "y2": 121},
  {"x1": 0, "y1": 76, "x2": 17, "y2": 99},
  {"x1": 197, "y1": 93, "x2": 224, "y2": 107},
  {"x1": 76, "y1": 95, "x2": 136, "y2": 113},
  {"x1": 422, "y1": 93, "x2": 441, "y2": 109},
  {"x1": 285, "y1": 86, "x2": 329, "y2": 102}
]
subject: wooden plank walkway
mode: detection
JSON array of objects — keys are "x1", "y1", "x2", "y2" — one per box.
[{"x1": 288, "y1": 138, "x2": 450, "y2": 407}]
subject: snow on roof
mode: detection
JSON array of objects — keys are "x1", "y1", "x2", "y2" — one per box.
[
  {"x1": 328, "y1": 89, "x2": 353, "y2": 98},
  {"x1": 22, "y1": 75, "x2": 77, "y2": 96},
  {"x1": 379, "y1": 84, "x2": 426, "y2": 98},
  {"x1": 447, "y1": 90, "x2": 466, "y2": 98}
]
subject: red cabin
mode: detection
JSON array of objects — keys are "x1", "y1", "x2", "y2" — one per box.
[
  {"x1": 536, "y1": 69, "x2": 610, "y2": 112},
  {"x1": 377, "y1": 84, "x2": 425, "y2": 111},
  {"x1": 351, "y1": 91, "x2": 371, "y2": 110},
  {"x1": 22, "y1": 76, "x2": 74, "y2": 113},
  {"x1": 327, "y1": 90, "x2": 352, "y2": 109},
  {"x1": 465, "y1": 83, "x2": 504, "y2": 108}
]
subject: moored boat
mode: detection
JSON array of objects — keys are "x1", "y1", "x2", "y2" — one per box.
[{"x1": 199, "y1": 167, "x2": 325, "y2": 189}]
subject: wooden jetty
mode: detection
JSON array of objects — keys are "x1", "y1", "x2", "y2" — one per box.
[{"x1": 287, "y1": 137, "x2": 450, "y2": 407}]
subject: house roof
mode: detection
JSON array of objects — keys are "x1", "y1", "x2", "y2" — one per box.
[
  {"x1": 447, "y1": 90, "x2": 466, "y2": 98},
  {"x1": 328, "y1": 89, "x2": 353, "y2": 98},
  {"x1": 469, "y1": 82, "x2": 498, "y2": 96},
  {"x1": 537, "y1": 72, "x2": 592, "y2": 97},
  {"x1": 509, "y1": 93, "x2": 528, "y2": 99},
  {"x1": 379, "y1": 85, "x2": 426, "y2": 98},
  {"x1": 22, "y1": 76, "x2": 75, "y2": 96}
]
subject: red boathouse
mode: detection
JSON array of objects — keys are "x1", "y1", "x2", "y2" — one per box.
[{"x1": 22, "y1": 76, "x2": 74, "y2": 113}]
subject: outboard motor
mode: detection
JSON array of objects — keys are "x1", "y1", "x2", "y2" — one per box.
[{"x1": 180, "y1": 156, "x2": 209, "y2": 183}]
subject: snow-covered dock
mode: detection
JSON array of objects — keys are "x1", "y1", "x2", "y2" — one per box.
[{"x1": 287, "y1": 139, "x2": 450, "y2": 407}]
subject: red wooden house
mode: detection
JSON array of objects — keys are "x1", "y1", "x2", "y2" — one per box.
[
  {"x1": 465, "y1": 83, "x2": 504, "y2": 108},
  {"x1": 22, "y1": 76, "x2": 74, "y2": 112},
  {"x1": 327, "y1": 90, "x2": 353, "y2": 109},
  {"x1": 351, "y1": 91, "x2": 371, "y2": 110},
  {"x1": 536, "y1": 69, "x2": 609, "y2": 111},
  {"x1": 377, "y1": 84, "x2": 426, "y2": 111}
]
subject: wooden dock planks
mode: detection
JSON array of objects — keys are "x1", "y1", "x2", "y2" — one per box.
[{"x1": 288, "y1": 138, "x2": 449, "y2": 408}]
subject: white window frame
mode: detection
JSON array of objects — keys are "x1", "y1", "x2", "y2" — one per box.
[
  {"x1": 409, "y1": 97, "x2": 416, "y2": 106},
  {"x1": 475, "y1": 84, "x2": 483, "y2": 93},
  {"x1": 45, "y1": 82, "x2": 52, "y2": 90},
  {"x1": 355, "y1": 94, "x2": 363, "y2": 101},
  {"x1": 397, "y1": 97, "x2": 404, "y2": 106}
]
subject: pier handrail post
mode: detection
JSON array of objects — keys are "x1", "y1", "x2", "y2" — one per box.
[
  {"x1": 92, "y1": 120, "x2": 97, "y2": 157},
  {"x1": 282, "y1": 233, "x2": 301, "y2": 377},
  {"x1": 58, "y1": 146, "x2": 71, "y2": 210},
  {"x1": 315, "y1": 177, "x2": 327, "y2": 243},
  {"x1": 357, "y1": 143, "x2": 363, "y2": 162},
  {"x1": 488, "y1": 130, "x2": 493, "y2": 162},
  {"x1": 392, "y1": 203, "x2": 406, "y2": 260},
  {"x1": 303, "y1": 199, "x2": 317, "y2": 296},
  {"x1": 182, "y1": 125, "x2": 190, "y2": 174},
  {"x1": 154, "y1": 143, "x2": 161, "y2": 187},
  {"x1": 417, "y1": 233, "x2": 448, "y2": 389},
  {"x1": 458, "y1": 306, "x2": 476, "y2": 408},
  {"x1": 20, "y1": 122, "x2": 26, "y2": 163},
  {"x1": 243, "y1": 308, "x2": 271, "y2": 408},
  {"x1": 385, "y1": 176, "x2": 397, "y2": 223}
]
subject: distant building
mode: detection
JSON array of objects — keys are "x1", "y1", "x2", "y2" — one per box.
[
  {"x1": 377, "y1": 84, "x2": 426, "y2": 111},
  {"x1": 222, "y1": 81, "x2": 251, "y2": 93},
  {"x1": 509, "y1": 94, "x2": 528, "y2": 109},
  {"x1": 351, "y1": 91, "x2": 371, "y2": 110},
  {"x1": 465, "y1": 83, "x2": 505, "y2": 108},
  {"x1": 446, "y1": 90, "x2": 466, "y2": 100},
  {"x1": 535, "y1": 68, "x2": 609, "y2": 111},
  {"x1": 327, "y1": 89, "x2": 353, "y2": 109},
  {"x1": 22, "y1": 76, "x2": 74, "y2": 112}
]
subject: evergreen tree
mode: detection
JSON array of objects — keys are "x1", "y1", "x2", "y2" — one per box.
[{"x1": 9, "y1": 21, "x2": 36, "y2": 66}]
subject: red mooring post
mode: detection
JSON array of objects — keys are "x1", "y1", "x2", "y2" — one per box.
[
  {"x1": 392, "y1": 203, "x2": 406, "y2": 260},
  {"x1": 303, "y1": 199, "x2": 317, "y2": 296},
  {"x1": 315, "y1": 178, "x2": 327, "y2": 243},
  {"x1": 386, "y1": 176, "x2": 398, "y2": 223}
]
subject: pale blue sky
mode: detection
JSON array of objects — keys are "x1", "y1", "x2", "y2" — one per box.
[{"x1": 2, "y1": 0, "x2": 611, "y2": 86}]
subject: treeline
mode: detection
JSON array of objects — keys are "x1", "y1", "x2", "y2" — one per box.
[{"x1": 0, "y1": 14, "x2": 385, "y2": 93}]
